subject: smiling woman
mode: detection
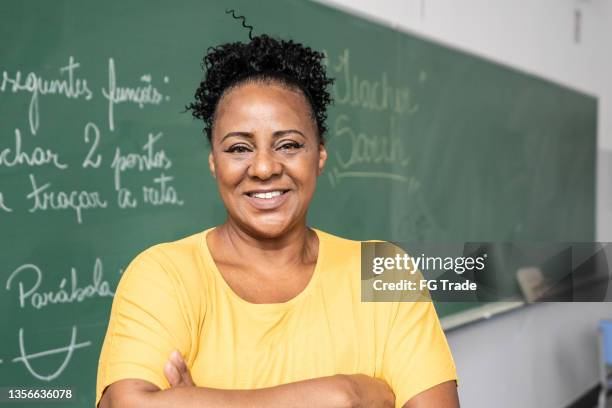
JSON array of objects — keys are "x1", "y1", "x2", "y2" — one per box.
[
  {"x1": 210, "y1": 82, "x2": 325, "y2": 240},
  {"x1": 95, "y1": 35, "x2": 458, "y2": 408}
]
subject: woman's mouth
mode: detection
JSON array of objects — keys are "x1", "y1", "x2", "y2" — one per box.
[{"x1": 244, "y1": 190, "x2": 290, "y2": 210}]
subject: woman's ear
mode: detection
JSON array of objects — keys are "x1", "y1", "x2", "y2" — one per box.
[
  {"x1": 208, "y1": 151, "x2": 216, "y2": 179},
  {"x1": 317, "y1": 142, "x2": 327, "y2": 176}
]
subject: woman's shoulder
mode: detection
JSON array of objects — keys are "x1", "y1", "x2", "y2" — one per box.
[
  {"x1": 125, "y1": 228, "x2": 210, "y2": 284},
  {"x1": 313, "y1": 228, "x2": 392, "y2": 268},
  {"x1": 313, "y1": 227, "x2": 359, "y2": 249}
]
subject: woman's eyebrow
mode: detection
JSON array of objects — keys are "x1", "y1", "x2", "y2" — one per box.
[
  {"x1": 273, "y1": 129, "x2": 305, "y2": 138},
  {"x1": 221, "y1": 131, "x2": 252, "y2": 142},
  {"x1": 221, "y1": 129, "x2": 305, "y2": 142}
]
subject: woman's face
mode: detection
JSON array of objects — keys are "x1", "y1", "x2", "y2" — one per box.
[{"x1": 209, "y1": 81, "x2": 327, "y2": 238}]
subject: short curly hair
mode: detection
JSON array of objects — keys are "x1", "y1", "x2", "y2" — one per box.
[{"x1": 186, "y1": 35, "x2": 334, "y2": 142}]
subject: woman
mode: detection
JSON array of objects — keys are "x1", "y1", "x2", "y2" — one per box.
[{"x1": 96, "y1": 35, "x2": 458, "y2": 408}]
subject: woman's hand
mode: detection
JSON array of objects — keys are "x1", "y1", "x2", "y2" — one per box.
[
  {"x1": 163, "y1": 350, "x2": 195, "y2": 388},
  {"x1": 342, "y1": 374, "x2": 395, "y2": 408}
]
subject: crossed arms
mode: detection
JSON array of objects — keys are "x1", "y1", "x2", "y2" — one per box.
[{"x1": 98, "y1": 350, "x2": 459, "y2": 408}]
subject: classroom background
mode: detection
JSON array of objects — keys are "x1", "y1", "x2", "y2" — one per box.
[
  {"x1": 1, "y1": 0, "x2": 611, "y2": 407},
  {"x1": 326, "y1": 0, "x2": 610, "y2": 407}
]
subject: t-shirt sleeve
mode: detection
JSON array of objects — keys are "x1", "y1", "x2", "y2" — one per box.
[
  {"x1": 95, "y1": 247, "x2": 195, "y2": 406},
  {"x1": 381, "y1": 299, "x2": 458, "y2": 408}
]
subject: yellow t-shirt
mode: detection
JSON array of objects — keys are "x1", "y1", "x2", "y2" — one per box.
[{"x1": 96, "y1": 227, "x2": 457, "y2": 407}]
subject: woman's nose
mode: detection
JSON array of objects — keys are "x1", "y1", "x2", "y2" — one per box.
[{"x1": 247, "y1": 149, "x2": 282, "y2": 180}]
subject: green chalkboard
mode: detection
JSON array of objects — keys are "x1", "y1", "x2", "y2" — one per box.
[{"x1": 0, "y1": 0, "x2": 596, "y2": 406}]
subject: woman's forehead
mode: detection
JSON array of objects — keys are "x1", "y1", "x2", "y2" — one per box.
[
  {"x1": 214, "y1": 81, "x2": 316, "y2": 134},
  {"x1": 220, "y1": 81, "x2": 309, "y2": 111}
]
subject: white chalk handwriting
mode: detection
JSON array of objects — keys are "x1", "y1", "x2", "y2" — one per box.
[
  {"x1": 328, "y1": 49, "x2": 420, "y2": 116},
  {"x1": 142, "y1": 173, "x2": 184, "y2": 206},
  {"x1": 82, "y1": 122, "x2": 102, "y2": 168},
  {"x1": 5, "y1": 258, "x2": 114, "y2": 310},
  {"x1": 0, "y1": 56, "x2": 93, "y2": 135},
  {"x1": 12, "y1": 326, "x2": 91, "y2": 381},
  {"x1": 327, "y1": 114, "x2": 418, "y2": 188},
  {"x1": 111, "y1": 131, "x2": 172, "y2": 190},
  {"x1": 0, "y1": 192, "x2": 13, "y2": 212},
  {"x1": 26, "y1": 174, "x2": 109, "y2": 224},
  {"x1": 101, "y1": 58, "x2": 167, "y2": 131},
  {"x1": 0, "y1": 128, "x2": 68, "y2": 169}
]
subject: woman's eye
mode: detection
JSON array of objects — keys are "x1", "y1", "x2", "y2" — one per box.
[
  {"x1": 278, "y1": 142, "x2": 304, "y2": 151},
  {"x1": 226, "y1": 145, "x2": 251, "y2": 153}
]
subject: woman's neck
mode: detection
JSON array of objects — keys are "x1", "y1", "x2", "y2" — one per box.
[{"x1": 211, "y1": 219, "x2": 318, "y2": 272}]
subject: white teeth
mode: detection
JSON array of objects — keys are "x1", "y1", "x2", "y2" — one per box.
[{"x1": 252, "y1": 191, "x2": 283, "y2": 199}]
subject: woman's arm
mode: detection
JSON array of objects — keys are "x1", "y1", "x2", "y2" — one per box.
[
  {"x1": 99, "y1": 375, "x2": 354, "y2": 408},
  {"x1": 402, "y1": 380, "x2": 459, "y2": 408},
  {"x1": 98, "y1": 351, "x2": 395, "y2": 408}
]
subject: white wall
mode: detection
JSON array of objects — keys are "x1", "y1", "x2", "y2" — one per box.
[{"x1": 314, "y1": 1, "x2": 612, "y2": 407}]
